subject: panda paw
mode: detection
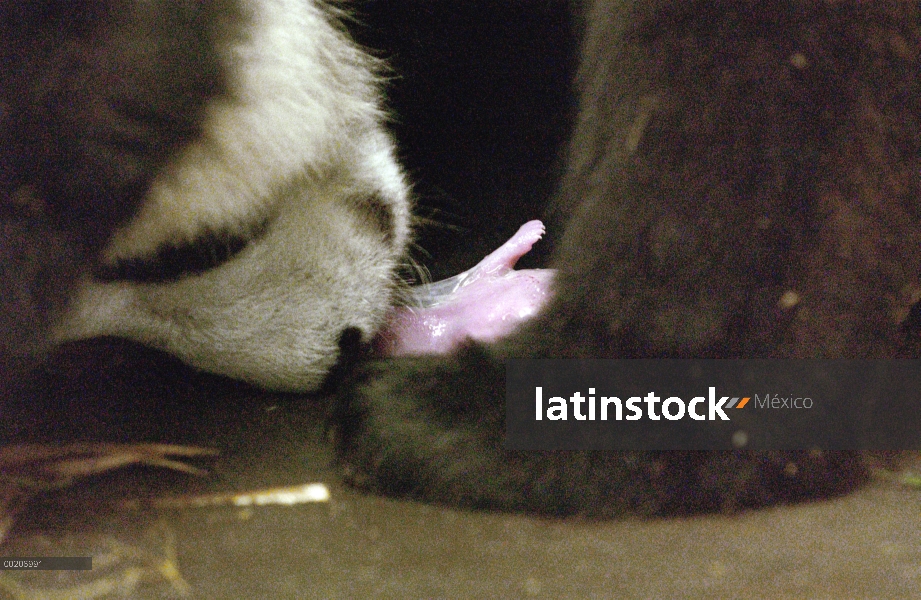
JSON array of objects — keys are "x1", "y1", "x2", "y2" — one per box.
[{"x1": 332, "y1": 346, "x2": 866, "y2": 516}]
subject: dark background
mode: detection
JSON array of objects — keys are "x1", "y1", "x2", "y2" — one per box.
[{"x1": 350, "y1": 2, "x2": 579, "y2": 280}]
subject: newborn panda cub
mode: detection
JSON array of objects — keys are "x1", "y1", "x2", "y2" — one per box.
[{"x1": 0, "y1": 0, "x2": 410, "y2": 393}]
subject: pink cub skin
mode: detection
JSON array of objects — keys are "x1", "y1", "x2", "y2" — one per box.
[{"x1": 375, "y1": 220, "x2": 555, "y2": 356}]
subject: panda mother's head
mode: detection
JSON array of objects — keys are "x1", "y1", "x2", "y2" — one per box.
[{"x1": 1, "y1": 0, "x2": 410, "y2": 392}]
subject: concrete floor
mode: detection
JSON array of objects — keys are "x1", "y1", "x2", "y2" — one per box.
[{"x1": 1, "y1": 340, "x2": 919, "y2": 599}]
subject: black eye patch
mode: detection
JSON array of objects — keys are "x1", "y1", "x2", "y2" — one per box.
[
  {"x1": 349, "y1": 191, "x2": 396, "y2": 247},
  {"x1": 94, "y1": 220, "x2": 269, "y2": 284}
]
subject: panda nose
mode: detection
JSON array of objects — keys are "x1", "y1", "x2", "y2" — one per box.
[{"x1": 318, "y1": 327, "x2": 371, "y2": 394}]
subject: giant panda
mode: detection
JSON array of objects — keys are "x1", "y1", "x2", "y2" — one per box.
[
  {"x1": 0, "y1": 0, "x2": 410, "y2": 397},
  {"x1": 2, "y1": 0, "x2": 917, "y2": 519},
  {"x1": 333, "y1": 0, "x2": 921, "y2": 516}
]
